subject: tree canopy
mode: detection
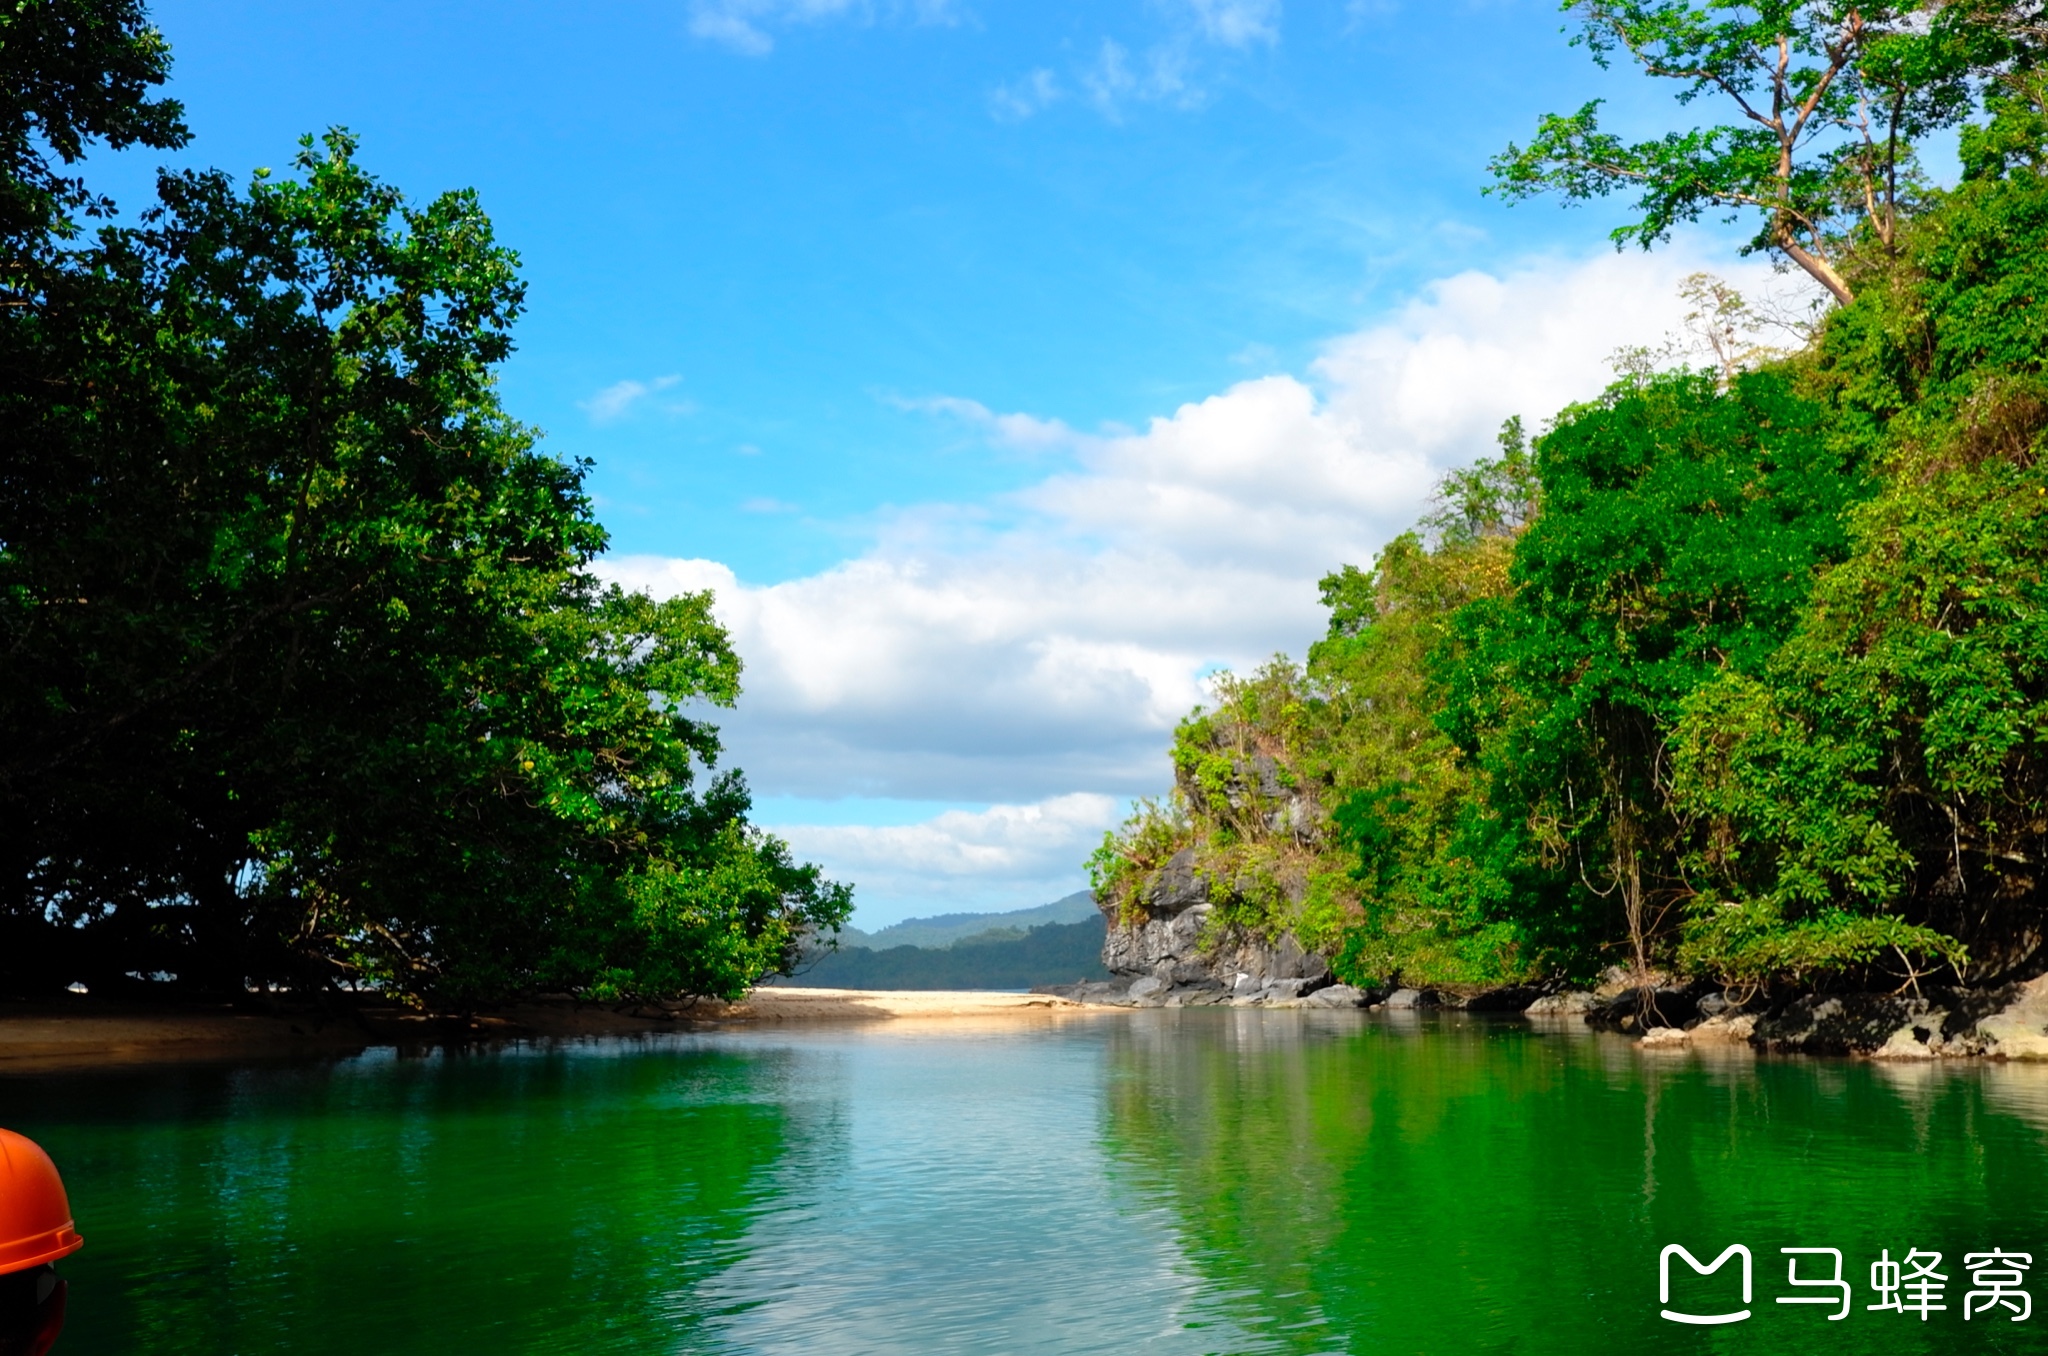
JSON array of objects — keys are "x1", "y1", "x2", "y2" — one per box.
[
  {"x1": 1097, "y1": 18, "x2": 2048, "y2": 996},
  {"x1": 0, "y1": 2, "x2": 850, "y2": 1005},
  {"x1": 1487, "y1": 1, "x2": 2046, "y2": 304}
]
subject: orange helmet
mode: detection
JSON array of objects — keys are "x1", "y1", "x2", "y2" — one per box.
[{"x1": 0, "y1": 1131, "x2": 82, "y2": 1277}]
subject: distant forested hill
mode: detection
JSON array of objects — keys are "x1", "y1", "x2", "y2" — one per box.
[
  {"x1": 835, "y1": 890, "x2": 1098, "y2": 951},
  {"x1": 771, "y1": 915, "x2": 1110, "y2": 990}
]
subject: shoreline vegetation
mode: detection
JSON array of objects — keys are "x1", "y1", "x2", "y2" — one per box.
[
  {"x1": 9, "y1": 3, "x2": 2048, "y2": 1031},
  {"x1": 2, "y1": 5, "x2": 849, "y2": 1011},
  {"x1": 1088, "y1": 7, "x2": 2048, "y2": 1025},
  {"x1": 13, "y1": 973, "x2": 2048, "y2": 1073}
]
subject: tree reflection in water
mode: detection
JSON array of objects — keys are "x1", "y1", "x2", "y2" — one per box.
[
  {"x1": 13, "y1": 1041, "x2": 800, "y2": 1356},
  {"x1": 1097, "y1": 1009, "x2": 2048, "y2": 1356}
]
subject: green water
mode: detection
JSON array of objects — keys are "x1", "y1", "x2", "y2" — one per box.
[{"x1": 7, "y1": 1010, "x2": 2048, "y2": 1354}]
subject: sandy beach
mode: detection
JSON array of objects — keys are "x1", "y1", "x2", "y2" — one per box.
[{"x1": 0, "y1": 988, "x2": 1094, "y2": 1073}]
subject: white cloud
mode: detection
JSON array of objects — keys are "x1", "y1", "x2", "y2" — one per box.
[
  {"x1": 688, "y1": 0, "x2": 957, "y2": 55},
  {"x1": 1185, "y1": 0, "x2": 1281, "y2": 47},
  {"x1": 890, "y1": 393, "x2": 1076, "y2": 452},
  {"x1": 580, "y1": 374, "x2": 683, "y2": 425},
  {"x1": 993, "y1": 1, "x2": 1278, "y2": 124},
  {"x1": 607, "y1": 543, "x2": 1240, "y2": 803},
  {"x1": 769, "y1": 794, "x2": 1120, "y2": 924},
  {"x1": 604, "y1": 245, "x2": 1786, "y2": 913},
  {"x1": 1081, "y1": 38, "x2": 1195, "y2": 117},
  {"x1": 989, "y1": 68, "x2": 1063, "y2": 121},
  {"x1": 689, "y1": 10, "x2": 778, "y2": 55}
]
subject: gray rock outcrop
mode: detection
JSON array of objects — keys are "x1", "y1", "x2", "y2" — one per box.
[
  {"x1": 1751, "y1": 977, "x2": 2048, "y2": 1058},
  {"x1": 1568, "y1": 973, "x2": 2048, "y2": 1060},
  {"x1": 1688, "y1": 1012, "x2": 1757, "y2": 1045},
  {"x1": 1524, "y1": 991, "x2": 1597, "y2": 1015},
  {"x1": 1585, "y1": 982, "x2": 1711, "y2": 1032},
  {"x1": 1089, "y1": 848, "x2": 1337, "y2": 1006}
]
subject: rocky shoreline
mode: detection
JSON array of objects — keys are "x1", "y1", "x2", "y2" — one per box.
[
  {"x1": 1599, "y1": 974, "x2": 2048, "y2": 1060},
  {"x1": 1059, "y1": 861, "x2": 2048, "y2": 1058},
  {"x1": 1031, "y1": 970, "x2": 2048, "y2": 1059}
]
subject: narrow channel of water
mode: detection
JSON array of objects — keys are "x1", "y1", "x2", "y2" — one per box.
[{"x1": 7, "y1": 1010, "x2": 2048, "y2": 1354}]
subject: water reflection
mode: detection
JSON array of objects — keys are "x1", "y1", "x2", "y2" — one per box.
[
  {"x1": 1099, "y1": 1011, "x2": 2048, "y2": 1356},
  {"x1": 696, "y1": 1023, "x2": 1267, "y2": 1355},
  {"x1": 11, "y1": 1040, "x2": 800, "y2": 1355},
  {"x1": 9, "y1": 1017, "x2": 2048, "y2": 1354},
  {"x1": 1978, "y1": 1061, "x2": 2048, "y2": 1136}
]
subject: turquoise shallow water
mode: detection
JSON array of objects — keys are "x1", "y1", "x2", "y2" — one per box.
[{"x1": 7, "y1": 1009, "x2": 2048, "y2": 1354}]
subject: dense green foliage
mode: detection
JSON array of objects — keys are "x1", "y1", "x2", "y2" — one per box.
[
  {"x1": 1096, "y1": 13, "x2": 2048, "y2": 993},
  {"x1": 1668, "y1": 159, "x2": 2048, "y2": 990},
  {"x1": 0, "y1": 3, "x2": 848, "y2": 1003},
  {"x1": 773, "y1": 917, "x2": 1112, "y2": 991},
  {"x1": 1435, "y1": 367, "x2": 1885, "y2": 984}
]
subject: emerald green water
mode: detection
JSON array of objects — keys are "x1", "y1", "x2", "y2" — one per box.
[{"x1": 8, "y1": 1010, "x2": 2048, "y2": 1354}]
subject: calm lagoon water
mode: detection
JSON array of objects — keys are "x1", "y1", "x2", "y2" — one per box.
[{"x1": 8, "y1": 1009, "x2": 2048, "y2": 1354}]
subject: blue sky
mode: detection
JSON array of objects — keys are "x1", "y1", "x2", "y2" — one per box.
[{"x1": 129, "y1": 0, "x2": 1780, "y2": 925}]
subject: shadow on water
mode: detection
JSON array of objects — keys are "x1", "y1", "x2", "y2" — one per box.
[
  {"x1": 3, "y1": 1037, "x2": 811, "y2": 1356},
  {"x1": 1099, "y1": 1009, "x2": 2048, "y2": 1355}
]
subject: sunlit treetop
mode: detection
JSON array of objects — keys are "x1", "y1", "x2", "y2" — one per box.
[{"x1": 1488, "y1": 1, "x2": 2046, "y2": 305}]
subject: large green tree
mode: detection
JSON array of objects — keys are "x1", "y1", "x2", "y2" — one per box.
[
  {"x1": 0, "y1": 3, "x2": 848, "y2": 1004},
  {"x1": 1315, "y1": 424, "x2": 1550, "y2": 983},
  {"x1": 0, "y1": 0, "x2": 185, "y2": 250},
  {"x1": 1486, "y1": 0, "x2": 2019, "y2": 304}
]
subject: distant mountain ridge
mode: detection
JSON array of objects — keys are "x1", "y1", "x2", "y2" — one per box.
[
  {"x1": 833, "y1": 890, "x2": 1097, "y2": 951},
  {"x1": 767, "y1": 890, "x2": 1111, "y2": 991}
]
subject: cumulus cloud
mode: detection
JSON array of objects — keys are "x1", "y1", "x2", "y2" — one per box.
[
  {"x1": 581, "y1": 375, "x2": 684, "y2": 425},
  {"x1": 603, "y1": 245, "x2": 1783, "y2": 914},
  {"x1": 767, "y1": 794, "x2": 1121, "y2": 920},
  {"x1": 609, "y1": 541, "x2": 1255, "y2": 803}
]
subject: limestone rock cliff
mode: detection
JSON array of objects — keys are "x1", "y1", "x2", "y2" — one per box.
[{"x1": 1090, "y1": 848, "x2": 1339, "y2": 1006}]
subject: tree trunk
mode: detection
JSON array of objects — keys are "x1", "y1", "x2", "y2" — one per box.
[{"x1": 1776, "y1": 233, "x2": 1854, "y2": 306}]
